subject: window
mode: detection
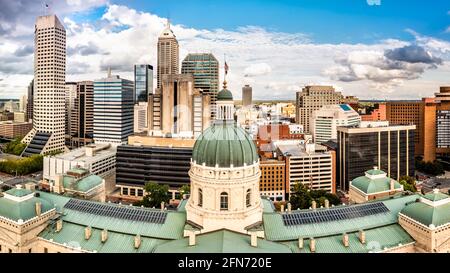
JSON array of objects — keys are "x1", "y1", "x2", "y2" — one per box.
[
  {"x1": 246, "y1": 189, "x2": 251, "y2": 207},
  {"x1": 198, "y1": 188, "x2": 203, "y2": 207},
  {"x1": 44, "y1": 247, "x2": 48, "y2": 253},
  {"x1": 9, "y1": 249, "x2": 12, "y2": 253},
  {"x1": 122, "y1": 188, "x2": 128, "y2": 195},
  {"x1": 130, "y1": 188, "x2": 136, "y2": 196},
  {"x1": 29, "y1": 248, "x2": 32, "y2": 253},
  {"x1": 220, "y1": 192, "x2": 228, "y2": 210},
  {"x1": 137, "y1": 189, "x2": 144, "y2": 197}
]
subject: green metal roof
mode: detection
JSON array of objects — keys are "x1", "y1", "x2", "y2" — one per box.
[
  {"x1": 68, "y1": 167, "x2": 89, "y2": 175},
  {"x1": 351, "y1": 176, "x2": 402, "y2": 194},
  {"x1": 423, "y1": 191, "x2": 449, "y2": 202},
  {"x1": 400, "y1": 199, "x2": 450, "y2": 227},
  {"x1": 261, "y1": 198, "x2": 276, "y2": 213},
  {"x1": 38, "y1": 192, "x2": 186, "y2": 240},
  {"x1": 192, "y1": 122, "x2": 258, "y2": 168},
  {"x1": 5, "y1": 188, "x2": 33, "y2": 197},
  {"x1": 0, "y1": 195, "x2": 55, "y2": 222},
  {"x1": 366, "y1": 169, "x2": 386, "y2": 176},
  {"x1": 217, "y1": 88, "x2": 233, "y2": 101},
  {"x1": 263, "y1": 194, "x2": 418, "y2": 241},
  {"x1": 39, "y1": 222, "x2": 168, "y2": 253},
  {"x1": 154, "y1": 229, "x2": 292, "y2": 253},
  {"x1": 283, "y1": 224, "x2": 414, "y2": 253},
  {"x1": 63, "y1": 174, "x2": 103, "y2": 193}
]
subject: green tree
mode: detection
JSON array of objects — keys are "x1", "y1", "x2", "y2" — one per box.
[
  {"x1": 179, "y1": 184, "x2": 190, "y2": 196},
  {"x1": 398, "y1": 176, "x2": 417, "y2": 192},
  {"x1": 289, "y1": 182, "x2": 341, "y2": 210},
  {"x1": 2, "y1": 138, "x2": 27, "y2": 156},
  {"x1": 0, "y1": 155, "x2": 43, "y2": 175},
  {"x1": 135, "y1": 182, "x2": 170, "y2": 208},
  {"x1": 415, "y1": 159, "x2": 445, "y2": 176}
]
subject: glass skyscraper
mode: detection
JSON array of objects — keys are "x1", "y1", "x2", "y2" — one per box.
[
  {"x1": 181, "y1": 53, "x2": 219, "y2": 118},
  {"x1": 134, "y1": 64, "x2": 154, "y2": 103}
]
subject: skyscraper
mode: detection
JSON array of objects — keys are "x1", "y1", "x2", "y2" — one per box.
[
  {"x1": 70, "y1": 81, "x2": 94, "y2": 147},
  {"x1": 22, "y1": 15, "x2": 66, "y2": 156},
  {"x1": 65, "y1": 82, "x2": 77, "y2": 139},
  {"x1": 242, "y1": 85, "x2": 253, "y2": 107},
  {"x1": 295, "y1": 86, "x2": 343, "y2": 134},
  {"x1": 181, "y1": 53, "x2": 219, "y2": 118},
  {"x1": 26, "y1": 79, "x2": 34, "y2": 123},
  {"x1": 157, "y1": 21, "x2": 179, "y2": 89},
  {"x1": 134, "y1": 64, "x2": 154, "y2": 103},
  {"x1": 93, "y1": 71, "x2": 134, "y2": 144}
]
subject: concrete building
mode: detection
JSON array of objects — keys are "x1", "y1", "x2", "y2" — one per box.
[
  {"x1": 43, "y1": 143, "x2": 116, "y2": 182},
  {"x1": 349, "y1": 167, "x2": 403, "y2": 204},
  {"x1": 134, "y1": 64, "x2": 153, "y2": 103},
  {"x1": 157, "y1": 20, "x2": 179, "y2": 89},
  {"x1": 19, "y1": 95, "x2": 27, "y2": 113},
  {"x1": 311, "y1": 104, "x2": 361, "y2": 144},
  {"x1": 361, "y1": 103, "x2": 387, "y2": 121},
  {"x1": 277, "y1": 143, "x2": 336, "y2": 195},
  {"x1": 296, "y1": 86, "x2": 343, "y2": 133},
  {"x1": 259, "y1": 159, "x2": 286, "y2": 201},
  {"x1": 148, "y1": 74, "x2": 211, "y2": 138},
  {"x1": 69, "y1": 81, "x2": 94, "y2": 148},
  {"x1": 0, "y1": 121, "x2": 32, "y2": 139},
  {"x1": 93, "y1": 72, "x2": 134, "y2": 144},
  {"x1": 134, "y1": 102, "x2": 148, "y2": 133},
  {"x1": 242, "y1": 84, "x2": 252, "y2": 107},
  {"x1": 181, "y1": 53, "x2": 219, "y2": 118},
  {"x1": 65, "y1": 82, "x2": 77, "y2": 143},
  {"x1": 22, "y1": 15, "x2": 66, "y2": 155},
  {"x1": 26, "y1": 79, "x2": 34, "y2": 123},
  {"x1": 14, "y1": 112, "x2": 27, "y2": 123},
  {"x1": 337, "y1": 124, "x2": 416, "y2": 192}
]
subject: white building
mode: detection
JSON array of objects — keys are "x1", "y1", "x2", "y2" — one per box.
[
  {"x1": 311, "y1": 104, "x2": 361, "y2": 144},
  {"x1": 278, "y1": 143, "x2": 335, "y2": 194},
  {"x1": 134, "y1": 102, "x2": 148, "y2": 133},
  {"x1": 43, "y1": 143, "x2": 116, "y2": 182},
  {"x1": 23, "y1": 15, "x2": 66, "y2": 155}
]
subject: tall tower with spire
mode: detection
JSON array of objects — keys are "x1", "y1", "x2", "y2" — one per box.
[{"x1": 157, "y1": 19, "x2": 179, "y2": 89}]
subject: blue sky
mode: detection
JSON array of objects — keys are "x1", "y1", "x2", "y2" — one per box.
[{"x1": 0, "y1": 0, "x2": 449, "y2": 100}]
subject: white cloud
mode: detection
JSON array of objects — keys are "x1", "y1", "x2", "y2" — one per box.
[{"x1": 244, "y1": 63, "x2": 272, "y2": 77}]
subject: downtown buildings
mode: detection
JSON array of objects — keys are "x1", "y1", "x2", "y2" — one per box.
[
  {"x1": 22, "y1": 15, "x2": 66, "y2": 156},
  {"x1": 157, "y1": 20, "x2": 179, "y2": 89}
]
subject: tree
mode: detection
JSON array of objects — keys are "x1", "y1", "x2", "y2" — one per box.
[
  {"x1": 179, "y1": 184, "x2": 190, "y2": 196},
  {"x1": 135, "y1": 182, "x2": 170, "y2": 208},
  {"x1": 398, "y1": 176, "x2": 417, "y2": 192},
  {"x1": 415, "y1": 159, "x2": 445, "y2": 176},
  {"x1": 289, "y1": 182, "x2": 341, "y2": 210},
  {"x1": 2, "y1": 138, "x2": 27, "y2": 156}
]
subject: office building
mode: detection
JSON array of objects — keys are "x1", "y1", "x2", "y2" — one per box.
[
  {"x1": 14, "y1": 112, "x2": 27, "y2": 123},
  {"x1": 134, "y1": 64, "x2": 153, "y2": 103},
  {"x1": 134, "y1": 102, "x2": 148, "y2": 133},
  {"x1": 157, "y1": 20, "x2": 179, "y2": 89},
  {"x1": 0, "y1": 121, "x2": 32, "y2": 139},
  {"x1": 93, "y1": 71, "x2": 134, "y2": 144},
  {"x1": 181, "y1": 53, "x2": 219, "y2": 118},
  {"x1": 148, "y1": 74, "x2": 211, "y2": 138},
  {"x1": 337, "y1": 124, "x2": 416, "y2": 191},
  {"x1": 27, "y1": 79, "x2": 34, "y2": 122},
  {"x1": 277, "y1": 143, "x2": 336, "y2": 195},
  {"x1": 311, "y1": 104, "x2": 361, "y2": 144},
  {"x1": 69, "y1": 81, "x2": 94, "y2": 148},
  {"x1": 19, "y1": 95, "x2": 27, "y2": 113},
  {"x1": 43, "y1": 143, "x2": 116, "y2": 181},
  {"x1": 296, "y1": 86, "x2": 344, "y2": 133},
  {"x1": 65, "y1": 82, "x2": 77, "y2": 139},
  {"x1": 361, "y1": 103, "x2": 387, "y2": 121},
  {"x1": 242, "y1": 84, "x2": 253, "y2": 107},
  {"x1": 22, "y1": 15, "x2": 66, "y2": 156},
  {"x1": 259, "y1": 159, "x2": 286, "y2": 201}
]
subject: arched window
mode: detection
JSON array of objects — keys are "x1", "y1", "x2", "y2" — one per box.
[
  {"x1": 220, "y1": 192, "x2": 228, "y2": 210},
  {"x1": 198, "y1": 188, "x2": 203, "y2": 207},
  {"x1": 246, "y1": 189, "x2": 251, "y2": 207}
]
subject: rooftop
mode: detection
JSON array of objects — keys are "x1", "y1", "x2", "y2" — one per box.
[
  {"x1": 351, "y1": 168, "x2": 402, "y2": 194},
  {"x1": 400, "y1": 191, "x2": 450, "y2": 227},
  {"x1": 50, "y1": 144, "x2": 116, "y2": 163}
]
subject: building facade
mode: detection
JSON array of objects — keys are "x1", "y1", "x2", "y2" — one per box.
[
  {"x1": 181, "y1": 53, "x2": 219, "y2": 118},
  {"x1": 68, "y1": 81, "x2": 94, "y2": 148},
  {"x1": 65, "y1": 82, "x2": 77, "y2": 144},
  {"x1": 93, "y1": 73, "x2": 134, "y2": 144},
  {"x1": 311, "y1": 104, "x2": 361, "y2": 144},
  {"x1": 26, "y1": 79, "x2": 34, "y2": 122},
  {"x1": 157, "y1": 21, "x2": 179, "y2": 89},
  {"x1": 0, "y1": 121, "x2": 33, "y2": 139},
  {"x1": 242, "y1": 84, "x2": 253, "y2": 107},
  {"x1": 134, "y1": 64, "x2": 153, "y2": 103},
  {"x1": 22, "y1": 15, "x2": 66, "y2": 155},
  {"x1": 337, "y1": 124, "x2": 416, "y2": 192},
  {"x1": 134, "y1": 102, "x2": 148, "y2": 133},
  {"x1": 259, "y1": 159, "x2": 286, "y2": 201},
  {"x1": 296, "y1": 86, "x2": 343, "y2": 133}
]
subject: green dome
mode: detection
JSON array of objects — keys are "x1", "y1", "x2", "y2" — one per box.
[
  {"x1": 0, "y1": 191, "x2": 55, "y2": 222},
  {"x1": 217, "y1": 88, "x2": 233, "y2": 101},
  {"x1": 401, "y1": 193, "x2": 450, "y2": 227},
  {"x1": 192, "y1": 121, "x2": 258, "y2": 168},
  {"x1": 351, "y1": 169, "x2": 402, "y2": 194}
]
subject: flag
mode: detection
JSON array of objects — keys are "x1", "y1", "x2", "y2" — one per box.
[
  {"x1": 45, "y1": 3, "x2": 49, "y2": 8},
  {"x1": 224, "y1": 61, "x2": 229, "y2": 75}
]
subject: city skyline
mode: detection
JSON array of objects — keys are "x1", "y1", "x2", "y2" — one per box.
[{"x1": 0, "y1": 0, "x2": 449, "y2": 101}]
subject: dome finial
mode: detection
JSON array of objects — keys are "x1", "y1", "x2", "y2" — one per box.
[{"x1": 223, "y1": 80, "x2": 227, "y2": 89}]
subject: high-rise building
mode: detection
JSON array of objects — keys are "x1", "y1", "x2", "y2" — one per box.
[
  {"x1": 69, "y1": 81, "x2": 94, "y2": 148},
  {"x1": 311, "y1": 104, "x2": 361, "y2": 144},
  {"x1": 134, "y1": 102, "x2": 148, "y2": 133},
  {"x1": 134, "y1": 64, "x2": 153, "y2": 103},
  {"x1": 19, "y1": 95, "x2": 27, "y2": 113},
  {"x1": 242, "y1": 84, "x2": 253, "y2": 107},
  {"x1": 65, "y1": 82, "x2": 77, "y2": 139},
  {"x1": 181, "y1": 53, "x2": 219, "y2": 118},
  {"x1": 22, "y1": 15, "x2": 66, "y2": 156},
  {"x1": 295, "y1": 86, "x2": 343, "y2": 133},
  {"x1": 93, "y1": 71, "x2": 134, "y2": 145},
  {"x1": 157, "y1": 21, "x2": 179, "y2": 89},
  {"x1": 259, "y1": 159, "x2": 286, "y2": 201},
  {"x1": 337, "y1": 124, "x2": 416, "y2": 191},
  {"x1": 26, "y1": 79, "x2": 34, "y2": 122},
  {"x1": 148, "y1": 74, "x2": 211, "y2": 138}
]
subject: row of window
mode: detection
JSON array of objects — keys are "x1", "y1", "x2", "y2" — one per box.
[{"x1": 197, "y1": 189, "x2": 252, "y2": 210}]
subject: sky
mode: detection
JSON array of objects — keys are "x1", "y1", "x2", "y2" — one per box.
[{"x1": 0, "y1": 0, "x2": 449, "y2": 100}]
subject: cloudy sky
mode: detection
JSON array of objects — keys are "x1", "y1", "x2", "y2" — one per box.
[{"x1": 0, "y1": 0, "x2": 449, "y2": 100}]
